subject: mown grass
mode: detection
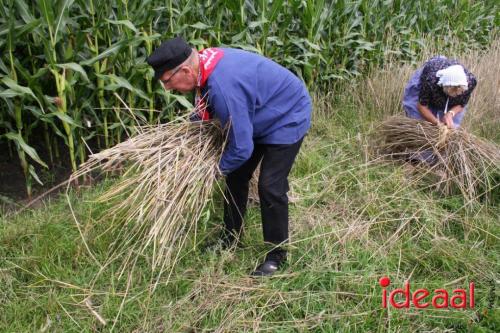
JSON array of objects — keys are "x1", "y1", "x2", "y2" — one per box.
[
  {"x1": 1, "y1": 102, "x2": 498, "y2": 332},
  {"x1": 1, "y1": 47, "x2": 499, "y2": 332}
]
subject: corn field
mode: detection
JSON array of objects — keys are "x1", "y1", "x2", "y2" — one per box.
[{"x1": 0, "y1": 0, "x2": 498, "y2": 197}]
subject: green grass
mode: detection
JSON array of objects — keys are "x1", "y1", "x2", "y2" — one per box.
[{"x1": 1, "y1": 89, "x2": 499, "y2": 332}]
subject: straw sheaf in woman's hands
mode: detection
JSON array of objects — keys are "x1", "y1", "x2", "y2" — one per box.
[{"x1": 374, "y1": 116, "x2": 500, "y2": 204}]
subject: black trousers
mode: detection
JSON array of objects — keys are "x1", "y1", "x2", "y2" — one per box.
[{"x1": 223, "y1": 137, "x2": 304, "y2": 246}]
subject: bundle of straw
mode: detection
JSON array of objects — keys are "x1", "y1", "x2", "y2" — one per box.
[
  {"x1": 374, "y1": 116, "x2": 500, "y2": 202},
  {"x1": 71, "y1": 120, "x2": 225, "y2": 278}
]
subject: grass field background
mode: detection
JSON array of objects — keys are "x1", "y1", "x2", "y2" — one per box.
[
  {"x1": 1, "y1": 41, "x2": 499, "y2": 332},
  {"x1": 1, "y1": 1, "x2": 499, "y2": 331}
]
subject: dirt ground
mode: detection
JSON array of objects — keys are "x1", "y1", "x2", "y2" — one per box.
[{"x1": 0, "y1": 140, "x2": 73, "y2": 206}]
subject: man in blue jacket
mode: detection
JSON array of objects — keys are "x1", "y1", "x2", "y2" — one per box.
[{"x1": 147, "y1": 37, "x2": 312, "y2": 276}]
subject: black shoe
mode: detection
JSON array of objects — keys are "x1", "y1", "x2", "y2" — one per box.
[{"x1": 250, "y1": 250, "x2": 287, "y2": 277}]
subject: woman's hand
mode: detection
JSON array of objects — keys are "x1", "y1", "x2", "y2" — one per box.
[{"x1": 442, "y1": 112, "x2": 455, "y2": 129}]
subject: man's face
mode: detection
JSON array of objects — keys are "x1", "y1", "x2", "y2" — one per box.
[{"x1": 160, "y1": 65, "x2": 197, "y2": 94}]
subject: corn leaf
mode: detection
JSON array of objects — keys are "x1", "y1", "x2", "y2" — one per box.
[
  {"x1": 54, "y1": 0, "x2": 75, "y2": 43},
  {"x1": 106, "y1": 19, "x2": 139, "y2": 33},
  {"x1": 1, "y1": 77, "x2": 45, "y2": 113},
  {"x1": 56, "y1": 63, "x2": 89, "y2": 82},
  {"x1": 80, "y1": 39, "x2": 129, "y2": 66},
  {"x1": 28, "y1": 165, "x2": 44, "y2": 185},
  {"x1": 4, "y1": 132, "x2": 48, "y2": 168},
  {"x1": 98, "y1": 73, "x2": 149, "y2": 102}
]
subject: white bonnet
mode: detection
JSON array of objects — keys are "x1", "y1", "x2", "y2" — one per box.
[{"x1": 436, "y1": 65, "x2": 468, "y2": 89}]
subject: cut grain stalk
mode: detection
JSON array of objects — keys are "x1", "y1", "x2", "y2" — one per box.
[
  {"x1": 374, "y1": 116, "x2": 500, "y2": 203},
  {"x1": 70, "y1": 118, "x2": 226, "y2": 287}
]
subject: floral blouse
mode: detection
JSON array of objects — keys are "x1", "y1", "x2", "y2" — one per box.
[{"x1": 418, "y1": 56, "x2": 477, "y2": 110}]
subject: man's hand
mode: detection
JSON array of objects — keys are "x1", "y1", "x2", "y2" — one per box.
[
  {"x1": 189, "y1": 111, "x2": 202, "y2": 122},
  {"x1": 215, "y1": 166, "x2": 226, "y2": 181}
]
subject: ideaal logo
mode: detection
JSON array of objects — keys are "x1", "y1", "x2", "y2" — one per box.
[{"x1": 379, "y1": 276, "x2": 475, "y2": 309}]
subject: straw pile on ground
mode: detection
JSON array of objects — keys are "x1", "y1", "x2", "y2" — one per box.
[
  {"x1": 70, "y1": 120, "x2": 225, "y2": 279},
  {"x1": 374, "y1": 116, "x2": 500, "y2": 202}
]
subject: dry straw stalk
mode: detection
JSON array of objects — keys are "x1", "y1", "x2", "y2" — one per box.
[
  {"x1": 374, "y1": 116, "x2": 500, "y2": 203},
  {"x1": 70, "y1": 119, "x2": 225, "y2": 282}
]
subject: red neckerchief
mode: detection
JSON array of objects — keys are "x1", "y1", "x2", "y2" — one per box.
[{"x1": 195, "y1": 48, "x2": 224, "y2": 120}]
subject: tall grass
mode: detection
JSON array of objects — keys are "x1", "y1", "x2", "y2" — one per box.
[
  {"x1": 350, "y1": 38, "x2": 500, "y2": 141},
  {"x1": 0, "y1": 0, "x2": 498, "y2": 196}
]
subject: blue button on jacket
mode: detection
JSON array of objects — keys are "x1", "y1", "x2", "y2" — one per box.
[{"x1": 202, "y1": 48, "x2": 312, "y2": 174}]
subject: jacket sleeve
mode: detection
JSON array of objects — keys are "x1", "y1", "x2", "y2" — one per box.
[{"x1": 208, "y1": 80, "x2": 254, "y2": 175}]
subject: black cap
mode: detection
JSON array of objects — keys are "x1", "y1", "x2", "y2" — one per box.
[{"x1": 146, "y1": 37, "x2": 192, "y2": 80}]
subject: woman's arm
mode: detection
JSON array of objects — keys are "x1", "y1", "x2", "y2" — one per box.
[{"x1": 417, "y1": 102, "x2": 440, "y2": 125}]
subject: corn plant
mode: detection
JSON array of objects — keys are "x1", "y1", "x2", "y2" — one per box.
[{"x1": 0, "y1": 0, "x2": 498, "y2": 196}]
